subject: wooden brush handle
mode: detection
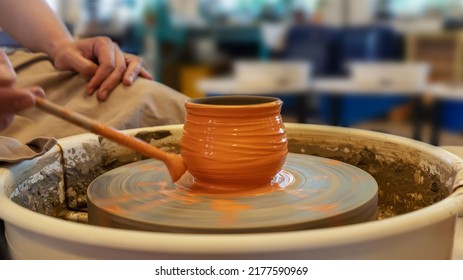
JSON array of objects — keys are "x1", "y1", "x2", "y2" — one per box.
[{"x1": 34, "y1": 96, "x2": 170, "y2": 162}]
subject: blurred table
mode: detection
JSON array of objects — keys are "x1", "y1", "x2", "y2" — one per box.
[
  {"x1": 197, "y1": 77, "x2": 311, "y2": 123},
  {"x1": 312, "y1": 78, "x2": 426, "y2": 141},
  {"x1": 198, "y1": 76, "x2": 428, "y2": 141},
  {"x1": 426, "y1": 83, "x2": 463, "y2": 146}
]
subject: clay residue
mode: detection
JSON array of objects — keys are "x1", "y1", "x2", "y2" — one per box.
[
  {"x1": 134, "y1": 130, "x2": 172, "y2": 142},
  {"x1": 64, "y1": 166, "x2": 107, "y2": 210},
  {"x1": 9, "y1": 153, "x2": 66, "y2": 217},
  {"x1": 11, "y1": 172, "x2": 64, "y2": 216},
  {"x1": 288, "y1": 137, "x2": 450, "y2": 219}
]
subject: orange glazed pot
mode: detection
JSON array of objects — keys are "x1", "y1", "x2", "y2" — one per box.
[{"x1": 181, "y1": 96, "x2": 288, "y2": 193}]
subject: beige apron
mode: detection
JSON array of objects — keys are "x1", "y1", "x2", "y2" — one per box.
[{"x1": 1, "y1": 50, "x2": 187, "y2": 143}]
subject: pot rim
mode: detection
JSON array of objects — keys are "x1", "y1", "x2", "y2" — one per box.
[
  {"x1": 185, "y1": 95, "x2": 282, "y2": 108},
  {"x1": 1, "y1": 123, "x2": 462, "y2": 254}
]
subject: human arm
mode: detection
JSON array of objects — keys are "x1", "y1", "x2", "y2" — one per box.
[
  {"x1": 0, "y1": 0, "x2": 72, "y2": 59},
  {"x1": 0, "y1": 0, "x2": 153, "y2": 101}
]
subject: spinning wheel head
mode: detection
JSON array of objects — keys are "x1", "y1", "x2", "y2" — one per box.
[{"x1": 87, "y1": 153, "x2": 378, "y2": 233}]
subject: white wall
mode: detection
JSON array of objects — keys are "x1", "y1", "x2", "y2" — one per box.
[
  {"x1": 320, "y1": 0, "x2": 378, "y2": 27},
  {"x1": 349, "y1": 0, "x2": 378, "y2": 26}
]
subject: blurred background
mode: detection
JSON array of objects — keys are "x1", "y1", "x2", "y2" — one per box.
[{"x1": 36, "y1": 1, "x2": 463, "y2": 145}]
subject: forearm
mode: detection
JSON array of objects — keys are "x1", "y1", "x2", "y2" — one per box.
[{"x1": 0, "y1": 0, "x2": 73, "y2": 58}]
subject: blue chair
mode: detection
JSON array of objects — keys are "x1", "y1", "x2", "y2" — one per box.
[
  {"x1": 278, "y1": 25, "x2": 341, "y2": 121},
  {"x1": 282, "y1": 25, "x2": 341, "y2": 77},
  {"x1": 319, "y1": 26, "x2": 406, "y2": 126},
  {"x1": 439, "y1": 100, "x2": 463, "y2": 133},
  {"x1": 339, "y1": 25, "x2": 403, "y2": 66}
]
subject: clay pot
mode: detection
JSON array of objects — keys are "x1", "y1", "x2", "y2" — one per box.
[{"x1": 180, "y1": 96, "x2": 288, "y2": 192}]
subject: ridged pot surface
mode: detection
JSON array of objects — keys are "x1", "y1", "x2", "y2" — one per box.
[{"x1": 181, "y1": 96, "x2": 288, "y2": 192}]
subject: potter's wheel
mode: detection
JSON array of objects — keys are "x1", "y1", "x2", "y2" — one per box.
[{"x1": 87, "y1": 153, "x2": 378, "y2": 233}]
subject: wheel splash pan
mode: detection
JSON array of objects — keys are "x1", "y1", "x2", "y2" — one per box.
[{"x1": 1, "y1": 123, "x2": 463, "y2": 259}]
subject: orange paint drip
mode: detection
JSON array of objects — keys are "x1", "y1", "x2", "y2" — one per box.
[
  {"x1": 104, "y1": 204, "x2": 128, "y2": 215},
  {"x1": 94, "y1": 193, "x2": 142, "y2": 204},
  {"x1": 136, "y1": 180, "x2": 167, "y2": 187},
  {"x1": 176, "y1": 194, "x2": 201, "y2": 205},
  {"x1": 137, "y1": 164, "x2": 165, "y2": 172},
  {"x1": 211, "y1": 199, "x2": 251, "y2": 225},
  {"x1": 295, "y1": 204, "x2": 338, "y2": 212}
]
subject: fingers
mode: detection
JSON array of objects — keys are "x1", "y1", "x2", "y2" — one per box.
[
  {"x1": 0, "y1": 87, "x2": 42, "y2": 112},
  {"x1": 138, "y1": 67, "x2": 154, "y2": 80},
  {"x1": 0, "y1": 113, "x2": 14, "y2": 131},
  {"x1": 95, "y1": 43, "x2": 127, "y2": 100},
  {"x1": 122, "y1": 54, "x2": 153, "y2": 86},
  {"x1": 52, "y1": 40, "x2": 99, "y2": 78},
  {"x1": 122, "y1": 55, "x2": 142, "y2": 86},
  {"x1": 28, "y1": 86, "x2": 46, "y2": 98},
  {"x1": 86, "y1": 37, "x2": 117, "y2": 97},
  {"x1": 52, "y1": 36, "x2": 154, "y2": 101},
  {"x1": 0, "y1": 86, "x2": 43, "y2": 130},
  {"x1": 87, "y1": 40, "x2": 153, "y2": 99},
  {"x1": 0, "y1": 50, "x2": 44, "y2": 130},
  {"x1": 0, "y1": 49, "x2": 17, "y2": 86}
]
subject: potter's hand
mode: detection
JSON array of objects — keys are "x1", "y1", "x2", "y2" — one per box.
[
  {"x1": 1, "y1": 49, "x2": 45, "y2": 130},
  {"x1": 0, "y1": 86, "x2": 45, "y2": 130},
  {"x1": 52, "y1": 37, "x2": 153, "y2": 101}
]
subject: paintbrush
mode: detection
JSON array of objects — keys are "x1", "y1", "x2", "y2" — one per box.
[{"x1": 33, "y1": 96, "x2": 187, "y2": 181}]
